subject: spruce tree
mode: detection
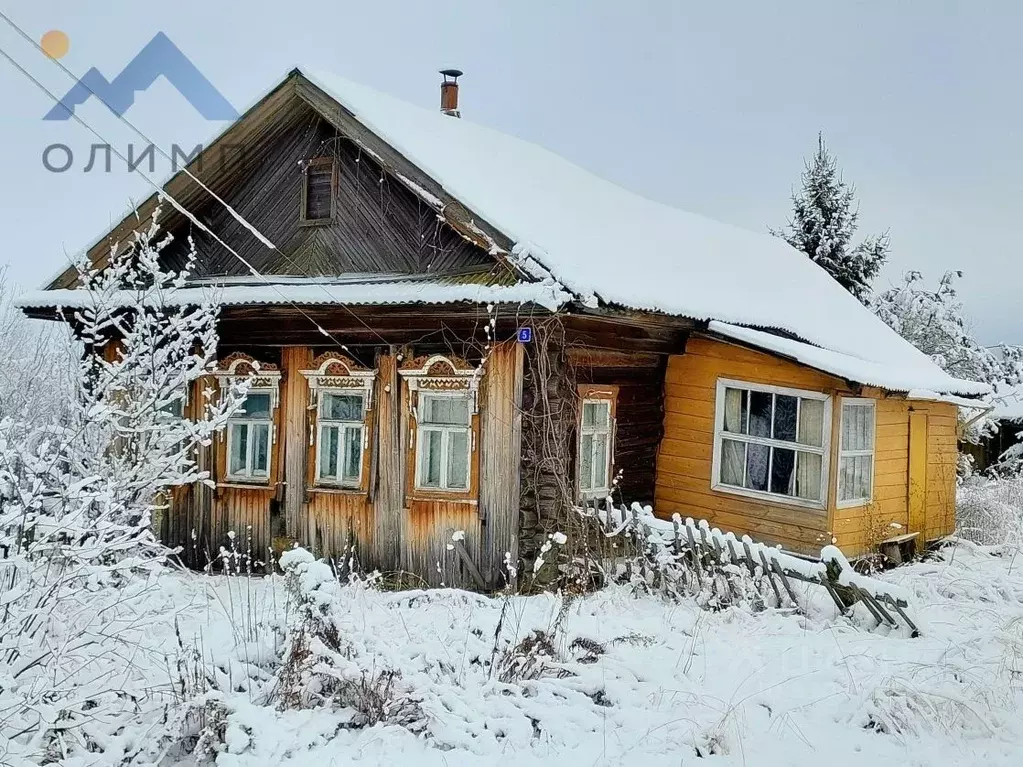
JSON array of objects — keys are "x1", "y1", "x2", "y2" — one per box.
[{"x1": 774, "y1": 135, "x2": 889, "y2": 304}]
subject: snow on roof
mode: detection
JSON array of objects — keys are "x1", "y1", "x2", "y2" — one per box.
[
  {"x1": 303, "y1": 71, "x2": 987, "y2": 397},
  {"x1": 15, "y1": 278, "x2": 570, "y2": 313},
  {"x1": 710, "y1": 322, "x2": 989, "y2": 397}
]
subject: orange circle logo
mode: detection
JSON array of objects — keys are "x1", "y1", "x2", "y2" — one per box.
[{"x1": 41, "y1": 30, "x2": 69, "y2": 59}]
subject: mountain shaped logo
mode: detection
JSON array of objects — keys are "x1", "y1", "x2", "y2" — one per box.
[{"x1": 44, "y1": 32, "x2": 238, "y2": 121}]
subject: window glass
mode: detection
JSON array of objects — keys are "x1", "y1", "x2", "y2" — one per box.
[
  {"x1": 723, "y1": 388, "x2": 748, "y2": 434},
  {"x1": 319, "y1": 425, "x2": 340, "y2": 479},
  {"x1": 582, "y1": 401, "x2": 609, "y2": 429},
  {"x1": 229, "y1": 422, "x2": 247, "y2": 475},
  {"x1": 749, "y1": 391, "x2": 772, "y2": 438},
  {"x1": 252, "y1": 423, "x2": 270, "y2": 474},
  {"x1": 715, "y1": 382, "x2": 828, "y2": 506},
  {"x1": 422, "y1": 396, "x2": 470, "y2": 426},
  {"x1": 242, "y1": 392, "x2": 272, "y2": 419},
  {"x1": 420, "y1": 430, "x2": 444, "y2": 487},
  {"x1": 343, "y1": 427, "x2": 362, "y2": 482},
  {"x1": 447, "y1": 430, "x2": 469, "y2": 489},
  {"x1": 773, "y1": 395, "x2": 797, "y2": 442},
  {"x1": 322, "y1": 393, "x2": 362, "y2": 421},
  {"x1": 838, "y1": 401, "x2": 875, "y2": 503}
]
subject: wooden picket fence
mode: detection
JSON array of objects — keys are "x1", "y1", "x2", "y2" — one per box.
[{"x1": 598, "y1": 504, "x2": 920, "y2": 636}]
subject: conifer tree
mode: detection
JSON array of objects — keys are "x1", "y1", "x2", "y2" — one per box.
[{"x1": 774, "y1": 135, "x2": 889, "y2": 304}]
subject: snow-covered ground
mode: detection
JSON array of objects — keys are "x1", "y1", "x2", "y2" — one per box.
[{"x1": 135, "y1": 539, "x2": 1023, "y2": 766}]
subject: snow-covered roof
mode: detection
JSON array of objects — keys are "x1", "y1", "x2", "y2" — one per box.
[
  {"x1": 296, "y1": 71, "x2": 987, "y2": 397},
  {"x1": 16, "y1": 278, "x2": 571, "y2": 312},
  {"x1": 20, "y1": 68, "x2": 989, "y2": 398}
]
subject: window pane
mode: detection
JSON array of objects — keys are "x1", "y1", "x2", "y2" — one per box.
[
  {"x1": 447, "y1": 430, "x2": 469, "y2": 489},
  {"x1": 229, "y1": 423, "x2": 247, "y2": 475},
  {"x1": 839, "y1": 455, "x2": 873, "y2": 501},
  {"x1": 160, "y1": 396, "x2": 185, "y2": 420},
  {"x1": 770, "y1": 447, "x2": 795, "y2": 495},
  {"x1": 319, "y1": 425, "x2": 340, "y2": 479},
  {"x1": 419, "y1": 430, "x2": 443, "y2": 487},
  {"x1": 583, "y1": 401, "x2": 610, "y2": 429},
  {"x1": 749, "y1": 391, "x2": 772, "y2": 438},
  {"x1": 241, "y1": 392, "x2": 271, "y2": 420},
  {"x1": 798, "y1": 398, "x2": 825, "y2": 447},
  {"x1": 745, "y1": 443, "x2": 770, "y2": 491},
  {"x1": 252, "y1": 424, "x2": 270, "y2": 474},
  {"x1": 773, "y1": 395, "x2": 797, "y2": 442},
  {"x1": 795, "y1": 451, "x2": 822, "y2": 501},
  {"x1": 593, "y1": 432, "x2": 608, "y2": 489},
  {"x1": 342, "y1": 426, "x2": 362, "y2": 482},
  {"x1": 723, "y1": 388, "x2": 747, "y2": 434},
  {"x1": 323, "y1": 392, "x2": 363, "y2": 421},
  {"x1": 422, "y1": 395, "x2": 470, "y2": 426},
  {"x1": 842, "y1": 403, "x2": 874, "y2": 451},
  {"x1": 580, "y1": 433, "x2": 593, "y2": 490},
  {"x1": 720, "y1": 439, "x2": 746, "y2": 486}
]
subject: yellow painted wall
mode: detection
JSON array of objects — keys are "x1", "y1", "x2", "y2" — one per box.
[{"x1": 654, "y1": 335, "x2": 960, "y2": 557}]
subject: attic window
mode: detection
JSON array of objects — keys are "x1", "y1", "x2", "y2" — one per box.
[{"x1": 301, "y1": 157, "x2": 337, "y2": 224}]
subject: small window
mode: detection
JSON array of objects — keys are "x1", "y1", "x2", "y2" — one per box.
[
  {"x1": 415, "y1": 393, "x2": 472, "y2": 491},
  {"x1": 227, "y1": 390, "x2": 273, "y2": 481},
  {"x1": 837, "y1": 399, "x2": 875, "y2": 506},
  {"x1": 301, "y1": 157, "x2": 336, "y2": 223},
  {"x1": 578, "y1": 388, "x2": 616, "y2": 500},
  {"x1": 713, "y1": 380, "x2": 829, "y2": 507},
  {"x1": 158, "y1": 391, "x2": 187, "y2": 421},
  {"x1": 316, "y1": 391, "x2": 366, "y2": 488}
]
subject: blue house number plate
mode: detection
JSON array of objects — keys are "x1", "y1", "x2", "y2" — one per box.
[{"x1": 518, "y1": 327, "x2": 532, "y2": 343}]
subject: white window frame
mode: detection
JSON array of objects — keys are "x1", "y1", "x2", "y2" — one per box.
[
  {"x1": 225, "y1": 388, "x2": 275, "y2": 483},
  {"x1": 836, "y1": 397, "x2": 876, "y2": 508},
  {"x1": 414, "y1": 391, "x2": 473, "y2": 492},
  {"x1": 579, "y1": 397, "x2": 615, "y2": 500},
  {"x1": 314, "y1": 390, "x2": 367, "y2": 489},
  {"x1": 710, "y1": 378, "x2": 831, "y2": 511}
]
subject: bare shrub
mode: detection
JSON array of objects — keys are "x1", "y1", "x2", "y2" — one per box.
[{"x1": 956, "y1": 476, "x2": 1023, "y2": 551}]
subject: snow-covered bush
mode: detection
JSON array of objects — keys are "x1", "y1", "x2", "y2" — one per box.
[
  {"x1": 956, "y1": 476, "x2": 1023, "y2": 552},
  {"x1": 275, "y1": 548, "x2": 426, "y2": 731},
  {"x1": 0, "y1": 207, "x2": 246, "y2": 763}
]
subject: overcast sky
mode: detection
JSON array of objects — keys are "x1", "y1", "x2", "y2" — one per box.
[{"x1": 0, "y1": 1, "x2": 1019, "y2": 343}]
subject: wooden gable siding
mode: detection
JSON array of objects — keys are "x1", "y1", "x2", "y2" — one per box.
[
  {"x1": 159, "y1": 107, "x2": 495, "y2": 280},
  {"x1": 654, "y1": 335, "x2": 960, "y2": 557}
]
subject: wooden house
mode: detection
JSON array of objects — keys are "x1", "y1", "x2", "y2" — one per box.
[{"x1": 18, "y1": 70, "x2": 989, "y2": 588}]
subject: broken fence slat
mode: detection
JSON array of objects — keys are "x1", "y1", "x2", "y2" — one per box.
[
  {"x1": 817, "y1": 573, "x2": 848, "y2": 614},
  {"x1": 771, "y1": 559, "x2": 799, "y2": 606},
  {"x1": 685, "y1": 524, "x2": 704, "y2": 578},
  {"x1": 882, "y1": 594, "x2": 920, "y2": 637},
  {"x1": 741, "y1": 539, "x2": 758, "y2": 577},
  {"x1": 859, "y1": 588, "x2": 898, "y2": 628},
  {"x1": 855, "y1": 585, "x2": 887, "y2": 627},
  {"x1": 758, "y1": 550, "x2": 783, "y2": 607}
]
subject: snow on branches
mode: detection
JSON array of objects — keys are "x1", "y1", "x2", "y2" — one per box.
[
  {"x1": 774, "y1": 135, "x2": 889, "y2": 304},
  {"x1": 0, "y1": 205, "x2": 246, "y2": 763},
  {"x1": 874, "y1": 269, "x2": 1023, "y2": 443}
]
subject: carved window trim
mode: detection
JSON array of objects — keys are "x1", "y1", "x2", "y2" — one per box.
[
  {"x1": 301, "y1": 354, "x2": 377, "y2": 492},
  {"x1": 399, "y1": 355, "x2": 481, "y2": 501},
  {"x1": 214, "y1": 353, "x2": 282, "y2": 486}
]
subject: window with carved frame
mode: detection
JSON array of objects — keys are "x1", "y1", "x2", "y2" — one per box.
[
  {"x1": 400, "y1": 355, "x2": 481, "y2": 499},
  {"x1": 215, "y1": 353, "x2": 281, "y2": 485},
  {"x1": 301, "y1": 354, "x2": 376, "y2": 491}
]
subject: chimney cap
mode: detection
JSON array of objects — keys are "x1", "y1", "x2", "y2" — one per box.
[{"x1": 440, "y1": 68, "x2": 463, "y2": 82}]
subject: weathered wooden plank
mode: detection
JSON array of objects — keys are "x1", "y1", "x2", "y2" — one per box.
[
  {"x1": 281, "y1": 346, "x2": 313, "y2": 538},
  {"x1": 373, "y1": 351, "x2": 403, "y2": 571}
]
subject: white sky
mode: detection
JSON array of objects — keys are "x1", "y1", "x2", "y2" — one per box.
[{"x1": 0, "y1": 0, "x2": 1019, "y2": 343}]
